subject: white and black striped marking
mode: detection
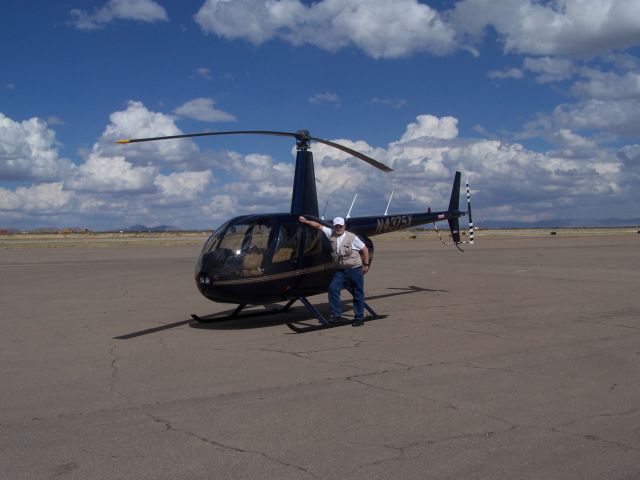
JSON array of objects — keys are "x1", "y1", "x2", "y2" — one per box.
[{"x1": 466, "y1": 182, "x2": 474, "y2": 245}]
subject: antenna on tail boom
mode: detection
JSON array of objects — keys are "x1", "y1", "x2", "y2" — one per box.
[
  {"x1": 346, "y1": 193, "x2": 358, "y2": 219},
  {"x1": 384, "y1": 190, "x2": 394, "y2": 216}
]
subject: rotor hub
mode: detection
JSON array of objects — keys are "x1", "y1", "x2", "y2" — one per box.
[{"x1": 295, "y1": 129, "x2": 311, "y2": 151}]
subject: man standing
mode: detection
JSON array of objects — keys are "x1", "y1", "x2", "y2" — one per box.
[{"x1": 298, "y1": 216, "x2": 370, "y2": 326}]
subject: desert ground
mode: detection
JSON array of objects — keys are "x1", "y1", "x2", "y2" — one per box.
[{"x1": 1, "y1": 230, "x2": 639, "y2": 479}]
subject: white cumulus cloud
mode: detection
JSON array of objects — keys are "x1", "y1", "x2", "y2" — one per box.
[
  {"x1": 173, "y1": 98, "x2": 236, "y2": 122},
  {"x1": 69, "y1": 0, "x2": 168, "y2": 30},
  {"x1": 194, "y1": 0, "x2": 457, "y2": 58},
  {"x1": 451, "y1": 0, "x2": 640, "y2": 57},
  {"x1": 0, "y1": 113, "x2": 74, "y2": 181},
  {"x1": 66, "y1": 153, "x2": 157, "y2": 193},
  {"x1": 98, "y1": 100, "x2": 200, "y2": 166},
  {"x1": 154, "y1": 170, "x2": 213, "y2": 203},
  {"x1": 523, "y1": 57, "x2": 574, "y2": 83},
  {"x1": 193, "y1": 0, "x2": 640, "y2": 60},
  {"x1": 399, "y1": 115, "x2": 459, "y2": 142},
  {"x1": 0, "y1": 183, "x2": 73, "y2": 212},
  {"x1": 571, "y1": 68, "x2": 640, "y2": 99},
  {"x1": 487, "y1": 67, "x2": 524, "y2": 80},
  {"x1": 553, "y1": 98, "x2": 640, "y2": 136}
]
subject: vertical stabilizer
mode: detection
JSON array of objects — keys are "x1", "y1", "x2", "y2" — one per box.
[
  {"x1": 448, "y1": 171, "x2": 461, "y2": 212},
  {"x1": 448, "y1": 171, "x2": 462, "y2": 243}
]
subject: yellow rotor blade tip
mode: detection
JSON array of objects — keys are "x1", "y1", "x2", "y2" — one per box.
[{"x1": 115, "y1": 139, "x2": 130, "y2": 144}]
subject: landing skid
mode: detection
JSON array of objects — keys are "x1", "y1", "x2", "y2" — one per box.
[
  {"x1": 191, "y1": 296, "x2": 385, "y2": 333},
  {"x1": 191, "y1": 299, "x2": 296, "y2": 324}
]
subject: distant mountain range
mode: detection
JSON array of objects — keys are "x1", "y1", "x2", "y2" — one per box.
[
  {"x1": 121, "y1": 224, "x2": 179, "y2": 232},
  {"x1": 473, "y1": 218, "x2": 640, "y2": 229}
]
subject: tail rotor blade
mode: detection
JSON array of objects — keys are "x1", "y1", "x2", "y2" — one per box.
[{"x1": 466, "y1": 181, "x2": 474, "y2": 245}]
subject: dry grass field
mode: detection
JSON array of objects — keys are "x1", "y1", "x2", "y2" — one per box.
[
  {"x1": 0, "y1": 231, "x2": 211, "y2": 249},
  {"x1": 1, "y1": 227, "x2": 637, "y2": 249}
]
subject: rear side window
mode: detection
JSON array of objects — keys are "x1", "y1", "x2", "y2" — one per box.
[
  {"x1": 273, "y1": 223, "x2": 299, "y2": 263},
  {"x1": 303, "y1": 228, "x2": 325, "y2": 256}
]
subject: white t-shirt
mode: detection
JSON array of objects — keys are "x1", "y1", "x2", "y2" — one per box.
[{"x1": 321, "y1": 226, "x2": 365, "y2": 251}]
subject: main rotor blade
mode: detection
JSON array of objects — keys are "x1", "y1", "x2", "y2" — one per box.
[
  {"x1": 116, "y1": 129, "x2": 393, "y2": 172},
  {"x1": 115, "y1": 130, "x2": 297, "y2": 144},
  {"x1": 310, "y1": 137, "x2": 393, "y2": 172}
]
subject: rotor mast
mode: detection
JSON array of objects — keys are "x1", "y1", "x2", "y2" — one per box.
[{"x1": 290, "y1": 130, "x2": 319, "y2": 217}]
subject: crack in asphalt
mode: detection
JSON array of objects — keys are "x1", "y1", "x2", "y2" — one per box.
[
  {"x1": 49, "y1": 461, "x2": 79, "y2": 478},
  {"x1": 258, "y1": 347, "x2": 371, "y2": 371},
  {"x1": 79, "y1": 448, "x2": 144, "y2": 460},
  {"x1": 457, "y1": 357, "x2": 629, "y2": 392},
  {"x1": 108, "y1": 344, "x2": 130, "y2": 402},
  {"x1": 146, "y1": 413, "x2": 319, "y2": 479},
  {"x1": 550, "y1": 408, "x2": 640, "y2": 452},
  {"x1": 258, "y1": 338, "x2": 376, "y2": 371},
  {"x1": 345, "y1": 370, "x2": 401, "y2": 394},
  {"x1": 343, "y1": 425, "x2": 520, "y2": 474},
  {"x1": 431, "y1": 322, "x2": 537, "y2": 344},
  {"x1": 338, "y1": 365, "x2": 640, "y2": 463},
  {"x1": 259, "y1": 336, "x2": 364, "y2": 357}
]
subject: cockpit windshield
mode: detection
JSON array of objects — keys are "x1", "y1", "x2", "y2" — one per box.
[
  {"x1": 199, "y1": 219, "x2": 274, "y2": 279},
  {"x1": 218, "y1": 223, "x2": 252, "y2": 253},
  {"x1": 200, "y1": 220, "x2": 229, "y2": 255}
]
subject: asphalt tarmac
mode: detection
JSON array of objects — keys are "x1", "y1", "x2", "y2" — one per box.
[{"x1": 1, "y1": 234, "x2": 639, "y2": 479}]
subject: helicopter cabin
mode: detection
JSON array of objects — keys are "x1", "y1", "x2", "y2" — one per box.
[{"x1": 196, "y1": 214, "x2": 336, "y2": 303}]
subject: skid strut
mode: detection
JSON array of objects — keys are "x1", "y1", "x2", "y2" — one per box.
[{"x1": 286, "y1": 296, "x2": 384, "y2": 333}]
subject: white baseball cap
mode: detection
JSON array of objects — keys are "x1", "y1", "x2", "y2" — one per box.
[{"x1": 333, "y1": 217, "x2": 345, "y2": 226}]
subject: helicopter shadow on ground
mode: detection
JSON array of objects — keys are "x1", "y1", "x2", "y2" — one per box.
[{"x1": 114, "y1": 285, "x2": 446, "y2": 339}]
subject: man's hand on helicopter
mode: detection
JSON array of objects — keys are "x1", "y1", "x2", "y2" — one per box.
[{"x1": 298, "y1": 216, "x2": 322, "y2": 230}]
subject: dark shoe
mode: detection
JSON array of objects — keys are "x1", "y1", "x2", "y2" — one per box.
[
  {"x1": 328, "y1": 315, "x2": 343, "y2": 323},
  {"x1": 352, "y1": 317, "x2": 364, "y2": 327}
]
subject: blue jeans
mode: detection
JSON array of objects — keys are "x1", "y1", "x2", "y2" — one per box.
[{"x1": 328, "y1": 267, "x2": 365, "y2": 319}]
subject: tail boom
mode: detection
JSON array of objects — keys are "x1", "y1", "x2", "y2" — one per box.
[{"x1": 346, "y1": 171, "x2": 466, "y2": 242}]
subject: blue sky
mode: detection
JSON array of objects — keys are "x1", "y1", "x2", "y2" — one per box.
[{"x1": 1, "y1": 0, "x2": 639, "y2": 230}]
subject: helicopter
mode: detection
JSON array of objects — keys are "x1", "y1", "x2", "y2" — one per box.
[{"x1": 117, "y1": 129, "x2": 470, "y2": 332}]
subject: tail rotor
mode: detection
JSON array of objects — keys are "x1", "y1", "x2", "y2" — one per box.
[{"x1": 466, "y1": 181, "x2": 474, "y2": 245}]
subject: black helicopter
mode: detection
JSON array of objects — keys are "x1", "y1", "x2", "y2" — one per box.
[{"x1": 117, "y1": 129, "x2": 470, "y2": 332}]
